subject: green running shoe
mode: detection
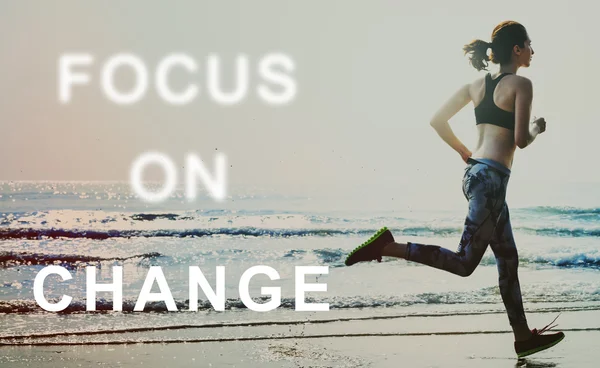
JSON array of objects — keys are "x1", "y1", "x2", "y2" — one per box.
[
  {"x1": 345, "y1": 227, "x2": 394, "y2": 266},
  {"x1": 514, "y1": 315, "x2": 565, "y2": 358}
]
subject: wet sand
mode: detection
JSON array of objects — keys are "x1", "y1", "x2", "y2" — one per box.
[{"x1": 1, "y1": 309, "x2": 597, "y2": 367}]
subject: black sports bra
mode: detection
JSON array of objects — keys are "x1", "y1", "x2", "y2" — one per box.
[{"x1": 474, "y1": 73, "x2": 515, "y2": 131}]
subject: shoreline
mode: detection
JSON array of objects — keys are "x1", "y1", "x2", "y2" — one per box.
[
  {"x1": 1, "y1": 331, "x2": 593, "y2": 367},
  {"x1": 1, "y1": 308, "x2": 597, "y2": 367}
]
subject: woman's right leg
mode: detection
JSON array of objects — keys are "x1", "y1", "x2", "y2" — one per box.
[{"x1": 383, "y1": 163, "x2": 507, "y2": 277}]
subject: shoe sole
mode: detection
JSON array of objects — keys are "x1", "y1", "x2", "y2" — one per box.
[
  {"x1": 517, "y1": 334, "x2": 565, "y2": 358},
  {"x1": 345, "y1": 227, "x2": 389, "y2": 266}
]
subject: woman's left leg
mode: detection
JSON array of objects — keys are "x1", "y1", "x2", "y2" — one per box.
[{"x1": 489, "y1": 201, "x2": 531, "y2": 340}]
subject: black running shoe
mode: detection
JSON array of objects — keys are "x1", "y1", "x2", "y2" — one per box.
[
  {"x1": 514, "y1": 315, "x2": 565, "y2": 358},
  {"x1": 345, "y1": 227, "x2": 395, "y2": 266}
]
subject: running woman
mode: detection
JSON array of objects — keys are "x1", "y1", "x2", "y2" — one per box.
[{"x1": 344, "y1": 21, "x2": 565, "y2": 358}]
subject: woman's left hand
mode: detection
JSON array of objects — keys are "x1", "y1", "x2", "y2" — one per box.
[{"x1": 459, "y1": 148, "x2": 472, "y2": 163}]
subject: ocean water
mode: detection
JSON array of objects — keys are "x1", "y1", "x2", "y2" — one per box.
[{"x1": 1, "y1": 181, "x2": 599, "y2": 345}]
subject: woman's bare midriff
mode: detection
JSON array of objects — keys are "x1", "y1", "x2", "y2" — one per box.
[{"x1": 470, "y1": 123, "x2": 516, "y2": 169}]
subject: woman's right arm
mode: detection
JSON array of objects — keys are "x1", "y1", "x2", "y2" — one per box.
[{"x1": 514, "y1": 77, "x2": 545, "y2": 148}]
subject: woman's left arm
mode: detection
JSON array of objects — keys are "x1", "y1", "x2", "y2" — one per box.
[{"x1": 429, "y1": 84, "x2": 472, "y2": 163}]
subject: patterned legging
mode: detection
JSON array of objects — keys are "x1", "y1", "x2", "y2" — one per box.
[{"x1": 406, "y1": 158, "x2": 527, "y2": 326}]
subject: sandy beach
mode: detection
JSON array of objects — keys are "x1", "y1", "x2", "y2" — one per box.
[
  {"x1": 1, "y1": 307, "x2": 597, "y2": 367},
  {"x1": 2, "y1": 183, "x2": 599, "y2": 367}
]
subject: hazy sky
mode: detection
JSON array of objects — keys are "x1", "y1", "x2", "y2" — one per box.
[{"x1": 0, "y1": 1, "x2": 597, "y2": 199}]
